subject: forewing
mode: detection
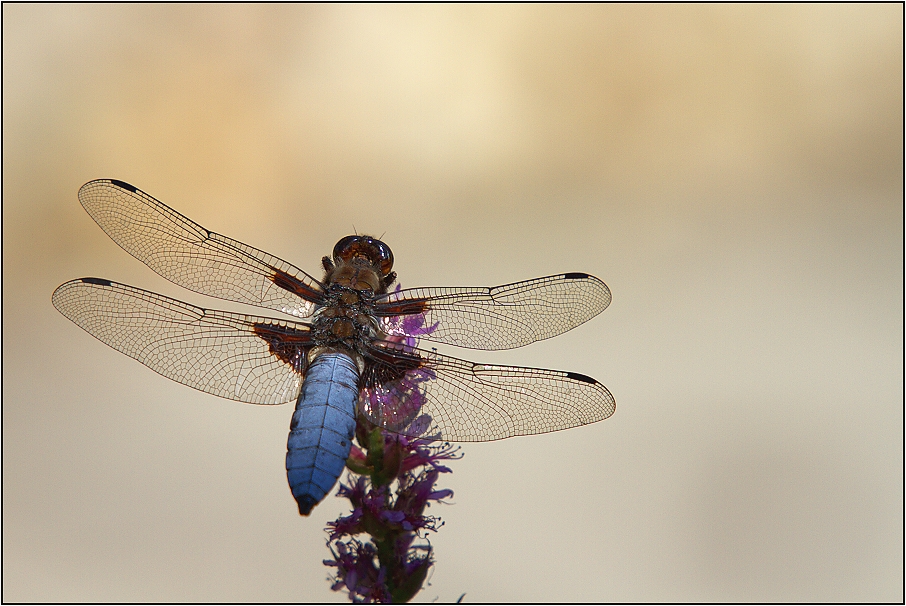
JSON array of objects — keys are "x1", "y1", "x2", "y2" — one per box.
[
  {"x1": 52, "y1": 278, "x2": 310, "y2": 405},
  {"x1": 78, "y1": 179, "x2": 324, "y2": 317},
  {"x1": 375, "y1": 273, "x2": 611, "y2": 350},
  {"x1": 360, "y1": 342, "x2": 615, "y2": 442}
]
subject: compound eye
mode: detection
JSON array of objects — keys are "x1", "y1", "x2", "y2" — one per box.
[
  {"x1": 332, "y1": 236, "x2": 360, "y2": 262},
  {"x1": 372, "y1": 239, "x2": 394, "y2": 275},
  {"x1": 333, "y1": 236, "x2": 394, "y2": 276}
]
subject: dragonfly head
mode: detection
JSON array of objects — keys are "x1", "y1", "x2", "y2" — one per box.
[
  {"x1": 333, "y1": 235, "x2": 394, "y2": 275},
  {"x1": 326, "y1": 235, "x2": 397, "y2": 294}
]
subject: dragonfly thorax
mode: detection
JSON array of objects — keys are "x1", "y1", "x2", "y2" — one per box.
[{"x1": 309, "y1": 284, "x2": 382, "y2": 362}]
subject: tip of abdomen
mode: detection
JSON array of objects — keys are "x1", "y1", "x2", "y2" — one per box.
[{"x1": 296, "y1": 495, "x2": 318, "y2": 516}]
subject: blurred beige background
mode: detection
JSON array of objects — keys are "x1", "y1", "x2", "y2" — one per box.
[{"x1": 3, "y1": 4, "x2": 902, "y2": 602}]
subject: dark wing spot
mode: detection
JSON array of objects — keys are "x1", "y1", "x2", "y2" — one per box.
[
  {"x1": 108, "y1": 179, "x2": 138, "y2": 193},
  {"x1": 563, "y1": 272, "x2": 590, "y2": 280},
  {"x1": 565, "y1": 371, "x2": 597, "y2": 384},
  {"x1": 373, "y1": 298, "x2": 430, "y2": 317},
  {"x1": 270, "y1": 268, "x2": 325, "y2": 303},
  {"x1": 360, "y1": 343, "x2": 425, "y2": 388},
  {"x1": 81, "y1": 277, "x2": 112, "y2": 286},
  {"x1": 253, "y1": 322, "x2": 312, "y2": 372}
]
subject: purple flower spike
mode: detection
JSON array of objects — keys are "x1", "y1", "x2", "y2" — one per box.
[
  {"x1": 323, "y1": 289, "x2": 458, "y2": 603},
  {"x1": 324, "y1": 429, "x2": 456, "y2": 603}
]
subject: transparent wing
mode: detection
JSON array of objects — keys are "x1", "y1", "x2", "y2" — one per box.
[
  {"x1": 78, "y1": 179, "x2": 324, "y2": 318},
  {"x1": 52, "y1": 278, "x2": 310, "y2": 405},
  {"x1": 375, "y1": 273, "x2": 611, "y2": 350},
  {"x1": 360, "y1": 342, "x2": 615, "y2": 442}
]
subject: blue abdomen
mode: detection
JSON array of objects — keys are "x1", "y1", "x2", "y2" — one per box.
[{"x1": 285, "y1": 353, "x2": 359, "y2": 515}]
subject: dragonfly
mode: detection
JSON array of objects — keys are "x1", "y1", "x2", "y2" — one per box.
[{"x1": 52, "y1": 179, "x2": 616, "y2": 516}]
